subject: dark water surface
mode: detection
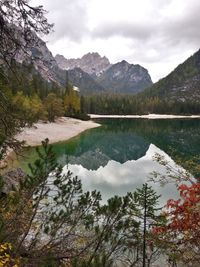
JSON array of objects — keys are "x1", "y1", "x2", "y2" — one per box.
[{"x1": 16, "y1": 119, "x2": 200, "y2": 204}]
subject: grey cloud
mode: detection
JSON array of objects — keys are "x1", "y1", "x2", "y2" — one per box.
[
  {"x1": 91, "y1": 0, "x2": 200, "y2": 71},
  {"x1": 91, "y1": 0, "x2": 200, "y2": 48},
  {"x1": 162, "y1": 4, "x2": 200, "y2": 47},
  {"x1": 42, "y1": 0, "x2": 90, "y2": 42},
  {"x1": 92, "y1": 21, "x2": 154, "y2": 41},
  {"x1": 151, "y1": 0, "x2": 173, "y2": 8},
  {"x1": 35, "y1": 0, "x2": 200, "y2": 81},
  {"x1": 41, "y1": 0, "x2": 200, "y2": 51}
]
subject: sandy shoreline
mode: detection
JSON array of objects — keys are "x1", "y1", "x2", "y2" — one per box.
[
  {"x1": 15, "y1": 117, "x2": 101, "y2": 146},
  {"x1": 13, "y1": 114, "x2": 200, "y2": 147},
  {"x1": 89, "y1": 114, "x2": 200, "y2": 119}
]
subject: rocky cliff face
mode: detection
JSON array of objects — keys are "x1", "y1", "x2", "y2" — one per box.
[
  {"x1": 97, "y1": 60, "x2": 152, "y2": 94},
  {"x1": 55, "y1": 52, "x2": 111, "y2": 76},
  {"x1": 15, "y1": 37, "x2": 66, "y2": 86}
]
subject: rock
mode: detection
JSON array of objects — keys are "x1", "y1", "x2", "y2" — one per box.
[
  {"x1": 2, "y1": 168, "x2": 27, "y2": 194},
  {"x1": 55, "y1": 52, "x2": 111, "y2": 76},
  {"x1": 97, "y1": 60, "x2": 153, "y2": 94},
  {"x1": 15, "y1": 35, "x2": 66, "y2": 87},
  {"x1": 55, "y1": 53, "x2": 153, "y2": 94}
]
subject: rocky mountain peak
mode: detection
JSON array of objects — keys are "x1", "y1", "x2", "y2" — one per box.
[
  {"x1": 120, "y1": 60, "x2": 129, "y2": 64},
  {"x1": 97, "y1": 60, "x2": 152, "y2": 94},
  {"x1": 82, "y1": 52, "x2": 101, "y2": 59},
  {"x1": 13, "y1": 30, "x2": 153, "y2": 95},
  {"x1": 55, "y1": 52, "x2": 111, "y2": 76}
]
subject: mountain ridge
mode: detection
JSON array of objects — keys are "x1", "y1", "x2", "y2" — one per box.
[
  {"x1": 97, "y1": 60, "x2": 152, "y2": 94},
  {"x1": 55, "y1": 52, "x2": 111, "y2": 76},
  {"x1": 145, "y1": 49, "x2": 200, "y2": 102},
  {"x1": 56, "y1": 53, "x2": 153, "y2": 94}
]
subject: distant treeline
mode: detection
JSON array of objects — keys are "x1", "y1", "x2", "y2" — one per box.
[{"x1": 81, "y1": 94, "x2": 200, "y2": 115}]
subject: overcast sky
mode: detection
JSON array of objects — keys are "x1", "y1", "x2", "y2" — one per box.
[{"x1": 32, "y1": 0, "x2": 200, "y2": 82}]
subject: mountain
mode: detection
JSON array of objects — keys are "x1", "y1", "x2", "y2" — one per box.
[
  {"x1": 55, "y1": 52, "x2": 111, "y2": 76},
  {"x1": 145, "y1": 49, "x2": 200, "y2": 102},
  {"x1": 56, "y1": 53, "x2": 153, "y2": 94},
  {"x1": 97, "y1": 60, "x2": 152, "y2": 94},
  {"x1": 15, "y1": 35, "x2": 153, "y2": 95},
  {"x1": 15, "y1": 37, "x2": 66, "y2": 87},
  {"x1": 15, "y1": 42, "x2": 107, "y2": 94},
  {"x1": 68, "y1": 68, "x2": 105, "y2": 95}
]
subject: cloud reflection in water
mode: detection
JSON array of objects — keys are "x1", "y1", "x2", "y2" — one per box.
[{"x1": 63, "y1": 144, "x2": 185, "y2": 206}]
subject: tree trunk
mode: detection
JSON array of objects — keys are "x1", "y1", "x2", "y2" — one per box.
[{"x1": 143, "y1": 183, "x2": 147, "y2": 267}]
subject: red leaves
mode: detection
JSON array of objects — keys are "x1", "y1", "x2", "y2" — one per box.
[
  {"x1": 151, "y1": 182, "x2": 200, "y2": 265},
  {"x1": 153, "y1": 182, "x2": 200, "y2": 242}
]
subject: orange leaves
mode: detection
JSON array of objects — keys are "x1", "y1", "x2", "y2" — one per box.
[
  {"x1": 153, "y1": 182, "x2": 200, "y2": 245},
  {"x1": 178, "y1": 183, "x2": 200, "y2": 201},
  {"x1": 166, "y1": 183, "x2": 200, "y2": 232},
  {"x1": 0, "y1": 243, "x2": 20, "y2": 267},
  {"x1": 151, "y1": 182, "x2": 200, "y2": 264}
]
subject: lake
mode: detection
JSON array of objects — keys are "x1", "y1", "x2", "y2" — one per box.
[{"x1": 15, "y1": 118, "x2": 200, "y2": 205}]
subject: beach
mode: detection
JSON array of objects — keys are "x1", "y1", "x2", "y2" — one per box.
[{"x1": 15, "y1": 117, "x2": 101, "y2": 146}]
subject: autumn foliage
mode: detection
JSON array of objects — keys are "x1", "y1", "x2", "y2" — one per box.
[
  {"x1": 0, "y1": 243, "x2": 20, "y2": 267},
  {"x1": 153, "y1": 182, "x2": 200, "y2": 264}
]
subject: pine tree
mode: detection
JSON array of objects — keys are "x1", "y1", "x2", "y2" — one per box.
[{"x1": 134, "y1": 183, "x2": 161, "y2": 267}]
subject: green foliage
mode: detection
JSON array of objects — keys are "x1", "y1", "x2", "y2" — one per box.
[
  {"x1": 134, "y1": 183, "x2": 162, "y2": 267},
  {"x1": 81, "y1": 94, "x2": 200, "y2": 115},
  {"x1": 12, "y1": 91, "x2": 47, "y2": 123},
  {"x1": 70, "y1": 111, "x2": 90, "y2": 121},
  {"x1": 134, "y1": 183, "x2": 161, "y2": 217},
  {"x1": 0, "y1": 85, "x2": 26, "y2": 160},
  {"x1": 2, "y1": 138, "x2": 199, "y2": 266},
  {"x1": 0, "y1": 140, "x2": 164, "y2": 266},
  {"x1": 72, "y1": 254, "x2": 113, "y2": 267},
  {"x1": 44, "y1": 93, "x2": 64, "y2": 122},
  {"x1": 64, "y1": 82, "x2": 81, "y2": 116},
  {"x1": 143, "y1": 49, "x2": 200, "y2": 100}
]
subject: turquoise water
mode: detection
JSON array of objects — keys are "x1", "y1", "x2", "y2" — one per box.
[{"x1": 16, "y1": 119, "x2": 200, "y2": 204}]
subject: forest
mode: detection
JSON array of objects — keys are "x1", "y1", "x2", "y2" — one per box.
[
  {"x1": 0, "y1": 61, "x2": 83, "y2": 124},
  {"x1": 81, "y1": 94, "x2": 200, "y2": 115}
]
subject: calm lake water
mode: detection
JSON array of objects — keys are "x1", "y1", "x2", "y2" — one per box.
[{"x1": 15, "y1": 119, "x2": 200, "y2": 205}]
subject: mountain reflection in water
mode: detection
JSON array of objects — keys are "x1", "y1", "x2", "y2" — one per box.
[
  {"x1": 63, "y1": 144, "x2": 184, "y2": 205},
  {"x1": 16, "y1": 119, "x2": 199, "y2": 203}
]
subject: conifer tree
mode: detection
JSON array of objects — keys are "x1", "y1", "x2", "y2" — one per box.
[{"x1": 134, "y1": 183, "x2": 161, "y2": 267}]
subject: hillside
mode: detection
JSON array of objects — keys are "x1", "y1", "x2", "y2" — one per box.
[
  {"x1": 97, "y1": 60, "x2": 152, "y2": 94},
  {"x1": 68, "y1": 68, "x2": 105, "y2": 95},
  {"x1": 145, "y1": 49, "x2": 200, "y2": 102}
]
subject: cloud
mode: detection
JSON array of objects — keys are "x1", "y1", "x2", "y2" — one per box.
[
  {"x1": 92, "y1": 21, "x2": 154, "y2": 41},
  {"x1": 31, "y1": 0, "x2": 200, "y2": 81},
  {"x1": 91, "y1": 0, "x2": 200, "y2": 48},
  {"x1": 64, "y1": 144, "x2": 180, "y2": 205},
  {"x1": 162, "y1": 3, "x2": 200, "y2": 47},
  {"x1": 32, "y1": 0, "x2": 91, "y2": 42}
]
